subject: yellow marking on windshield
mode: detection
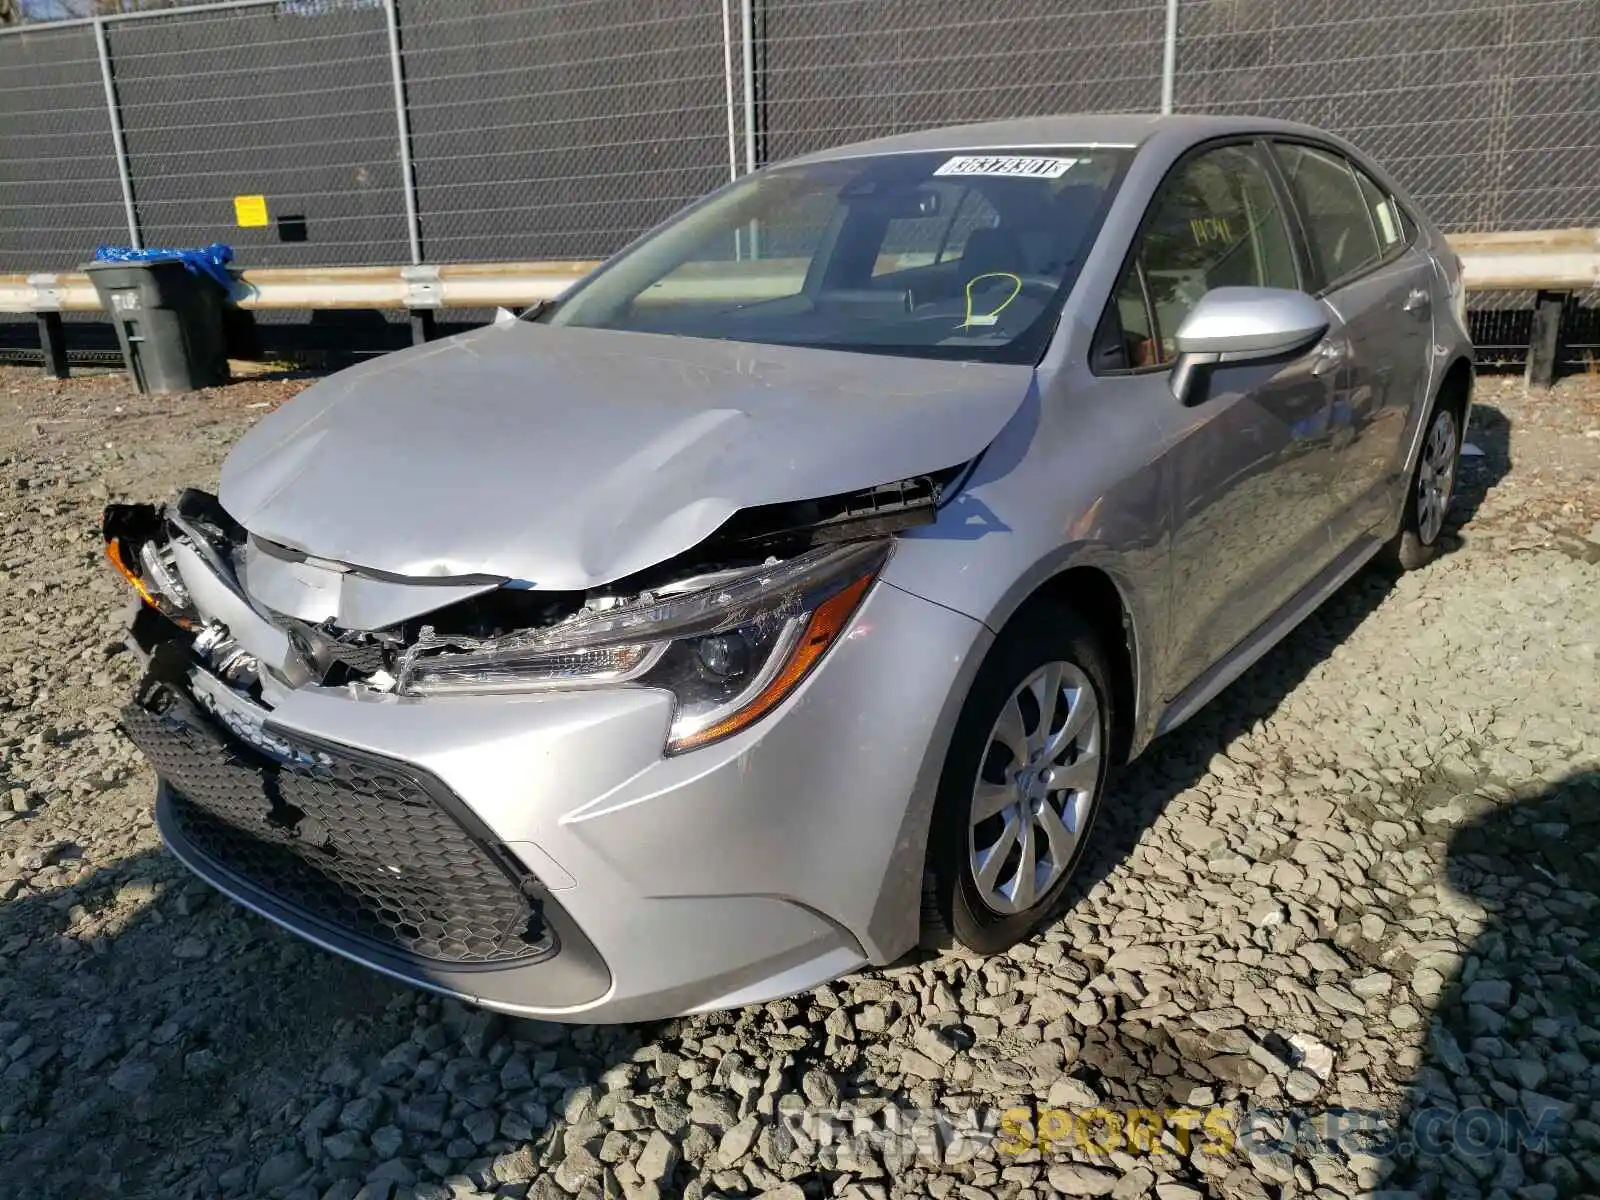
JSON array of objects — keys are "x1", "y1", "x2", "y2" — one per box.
[{"x1": 961, "y1": 272, "x2": 1023, "y2": 329}]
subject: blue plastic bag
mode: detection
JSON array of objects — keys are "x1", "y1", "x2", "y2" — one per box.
[{"x1": 93, "y1": 242, "x2": 235, "y2": 291}]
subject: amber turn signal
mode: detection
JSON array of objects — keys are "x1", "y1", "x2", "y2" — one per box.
[{"x1": 105, "y1": 538, "x2": 158, "y2": 608}]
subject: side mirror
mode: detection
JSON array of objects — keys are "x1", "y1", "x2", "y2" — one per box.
[{"x1": 1169, "y1": 286, "x2": 1329, "y2": 403}]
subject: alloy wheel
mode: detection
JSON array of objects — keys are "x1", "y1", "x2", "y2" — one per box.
[
  {"x1": 967, "y1": 661, "x2": 1101, "y2": 915},
  {"x1": 1416, "y1": 407, "x2": 1459, "y2": 545}
]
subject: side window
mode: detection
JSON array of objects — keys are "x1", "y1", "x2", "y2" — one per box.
[
  {"x1": 1274, "y1": 143, "x2": 1384, "y2": 288},
  {"x1": 1351, "y1": 164, "x2": 1408, "y2": 256},
  {"x1": 1092, "y1": 264, "x2": 1160, "y2": 372},
  {"x1": 1103, "y1": 143, "x2": 1299, "y2": 368}
]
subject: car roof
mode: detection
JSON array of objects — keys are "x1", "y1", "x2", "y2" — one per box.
[{"x1": 783, "y1": 112, "x2": 1335, "y2": 166}]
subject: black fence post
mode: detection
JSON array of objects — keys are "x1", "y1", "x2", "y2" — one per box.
[
  {"x1": 36, "y1": 311, "x2": 69, "y2": 380},
  {"x1": 409, "y1": 309, "x2": 436, "y2": 345},
  {"x1": 1524, "y1": 289, "x2": 1568, "y2": 391}
]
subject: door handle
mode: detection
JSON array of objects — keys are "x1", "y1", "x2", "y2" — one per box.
[
  {"x1": 1309, "y1": 339, "x2": 1346, "y2": 376},
  {"x1": 1403, "y1": 287, "x2": 1431, "y2": 313}
]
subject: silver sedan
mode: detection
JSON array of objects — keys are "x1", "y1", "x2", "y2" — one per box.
[{"x1": 107, "y1": 113, "x2": 1472, "y2": 1021}]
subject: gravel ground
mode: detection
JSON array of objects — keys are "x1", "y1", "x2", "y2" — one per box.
[{"x1": 0, "y1": 364, "x2": 1597, "y2": 1200}]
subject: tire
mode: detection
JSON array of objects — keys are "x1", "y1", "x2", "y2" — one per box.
[
  {"x1": 921, "y1": 602, "x2": 1113, "y2": 955},
  {"x1": 1385, "y1": 399, "x2": 1462, "y2": 571}
]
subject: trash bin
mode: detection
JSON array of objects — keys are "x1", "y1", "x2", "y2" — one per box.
[{"x1": 84, "y1": 244, "x2": 234, "y2": 394}]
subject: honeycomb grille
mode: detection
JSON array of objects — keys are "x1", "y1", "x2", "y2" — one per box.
[{"x1": 122, "y1": 686, "x2": 548, "y2": 965}]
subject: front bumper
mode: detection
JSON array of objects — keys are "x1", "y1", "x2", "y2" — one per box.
[{"x1": 126, "y1": 579, "x2": 991, "y2": 1021}]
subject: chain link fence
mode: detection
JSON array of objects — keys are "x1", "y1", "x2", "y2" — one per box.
[
  {"x1": 107, "y1": 1, "x2": 409, "y2": 265},
  {"x1": 398, "y1": 0, "x2": 731, "y2": 262},
  {"x1": 758, "y1": 2, "x2": 1168, "y2": 162},
  {"x1": 0, "y1": 21, "x2": 126, "y2": 271},
  {"x1": 1173, "y1": 0, "x2": 1599, "y2": 236},
  {"x1": 0, "y1": 0, "x2": 1596, "y2": 274}
]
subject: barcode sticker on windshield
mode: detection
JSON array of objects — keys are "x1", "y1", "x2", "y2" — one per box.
[{"x1": 933, "y1": 155, "x2": 1077, "y2": 179}]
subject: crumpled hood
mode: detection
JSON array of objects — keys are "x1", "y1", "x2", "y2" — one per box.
[{"x1": 219, "y1": 321, "x2": 1034, "y2": 589}]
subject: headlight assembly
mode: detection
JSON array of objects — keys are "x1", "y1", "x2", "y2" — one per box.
[
  {"x1": 397, "y1": 540, "x2": 890, "y2": 753},
  {"x1": 102, "y1": 502, "x2": 196, "y2": 627}
]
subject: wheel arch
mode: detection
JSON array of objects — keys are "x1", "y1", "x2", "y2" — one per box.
[
  {"x1": 884, "y1": 551, "x2": 1157, "y2": 959},
  {"x1": 986, "y1": 559, "x2": 1147, "y2": 767},
  {"x1": 1403, "y1": 354, "x2": 1474, "y2": 481},
  {"x1": 1437, "y1": 354, "x2": 1473, "y2": 424}
]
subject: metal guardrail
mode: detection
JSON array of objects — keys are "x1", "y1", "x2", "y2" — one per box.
[
  {"x1": 1445, "y1": 230, "x2": 1599, "y2": 388},
  {"x1": 4, "y1": 232, "x2": 1595, "y2": 315},
  {"x1": 1449, "y1": 229, "x2": 1600, "y2": 291},
  {"x1": 2, "y1": 229, "x2": 1595, "y2": 384},
  {"x1": 0, "y1": 261, "x2": 598, "y2": 316},
  {"x1": 0, "y1": 260, "x2": 601, "y2": 376}
]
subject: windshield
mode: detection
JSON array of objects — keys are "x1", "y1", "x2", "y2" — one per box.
[{"x1": 538, "y1": 148, "x2": 1132, "y2": 364}]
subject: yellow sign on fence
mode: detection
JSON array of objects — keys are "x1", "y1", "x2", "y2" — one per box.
[{"x1": 233, "y1": 194, "x2": 269, "y2": 228}]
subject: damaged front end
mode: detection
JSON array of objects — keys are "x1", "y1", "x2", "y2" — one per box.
[
  {"x1": 107, "y1": 491, "x2": 562, "y2": 968},
  {"x1": 103, "y1": 469, "x2": 948, "y2": 755},
  {"x1": 101, "y1": 471, "x2": 946, "y2": 984},
  {"x1": 106, "y1": 488, "x2": 330, "y2": 694}
]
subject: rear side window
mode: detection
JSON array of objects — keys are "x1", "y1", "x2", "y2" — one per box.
[
  {"x1": 1274, "y1": 143, "x2": 1387, "y2": 289},
  {"x1": 1103, "y1": 143, "x2": 1299, "y2": 368},
  {"x1": 1352, "y1": 166, "x2": 1409, "y2": 255}
]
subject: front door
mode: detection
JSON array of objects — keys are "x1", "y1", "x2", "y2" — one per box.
[
  {"x1": 1159, "y1": 329, "x2": 1342, "y2": 695},
  {"x1": 1097, "y1": 140, "x2": 1342, "y2": 698}
]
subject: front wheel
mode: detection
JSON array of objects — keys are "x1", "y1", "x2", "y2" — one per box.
[
  {"x1": 922, "y1": 604, "x2": 1112, "y2": 955},
  {"x1": 1385, "y1": 401, "x2": 1461, "y2": 571}
]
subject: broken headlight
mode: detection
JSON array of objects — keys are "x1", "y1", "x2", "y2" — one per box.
[
  {"x1": 398, "y1": 540, "x2": 889, "y2": 754},
  {"x1": 102, "y1": 503, "x2": 195, "y2": 627}
]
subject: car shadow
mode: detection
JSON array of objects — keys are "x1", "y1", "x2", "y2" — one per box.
[
  {"x1": 0, "y1": 844, "x2": 405, "y2": 1199},
  {"x1": 1378, "y1": 768, "x2": 1600, "y2": 1195},
  {"x1": 1448, "y1": 399, "x2": 1510, "y2": 542}
]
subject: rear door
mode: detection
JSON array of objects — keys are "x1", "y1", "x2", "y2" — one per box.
[
  {"x1": 1270, "y1": 141, "x2": 1438, "y2": 542},
  {"x1": 1092, "y1": 140, "x2": 1342, "y2": 698}
]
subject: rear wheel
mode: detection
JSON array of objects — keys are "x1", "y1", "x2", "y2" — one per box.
[
  {"x1": 1386, "y1": 401, "x2": 1461, "y2": 571},
  {"x1": 922, "y1": 604, "x2": 1112, "y2": 955}
]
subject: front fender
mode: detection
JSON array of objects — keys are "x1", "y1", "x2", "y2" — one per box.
[{"x1": 881, "y1": 366, "x2": 1173, "y2": 758}]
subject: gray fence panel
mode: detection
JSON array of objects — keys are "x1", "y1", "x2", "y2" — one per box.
[
  {"x1": 1498, "y1": 0, "x2": 1600, "y2": 230},
  {"x1": 0, "y1": 24, "x2": 127, "y2": 272},
  {"x1": 106, "y1": 0, "x2": 408, "y2": 265},
  {"x1": 760, "y1": 1, "x2": 1169, "y2": 164},
  {"x1": 398, "y1": 0, "x2": 731, "y2": 263},
  {"x1": 1, "y1": 0, "x2": 1596, "y2": 272},
  {"x1": 1171, "y1": 0, "x2": 1600, "y2": 233}
]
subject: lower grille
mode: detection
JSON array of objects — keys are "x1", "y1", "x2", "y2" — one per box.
[{"x1": 122, "y1": 683, "x2": 548, "y2": 965}]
